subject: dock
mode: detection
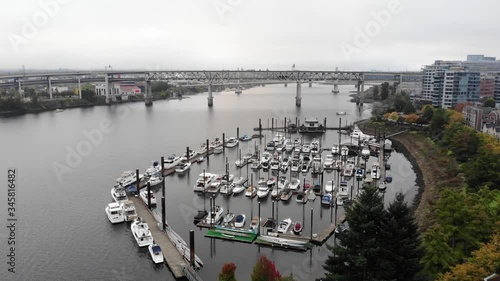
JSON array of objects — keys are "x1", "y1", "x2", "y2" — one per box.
[{"x1": 130, "y1": 196, "x2": 188, "y2": 279}]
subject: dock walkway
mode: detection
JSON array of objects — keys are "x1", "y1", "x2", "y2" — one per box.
[{"x1": 130, "y1": 196, "x2": 187, "y2": 279}]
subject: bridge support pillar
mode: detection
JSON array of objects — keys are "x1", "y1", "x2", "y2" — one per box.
[
  {"x1": 17, "y1": 80, "x2": 23, "y2": 98},
  {"x1": 144, "y1": 80, "x2": 153, "y2": 106},
  {"x1": 295, "y1": 82, "x2": 302, "y2": 107},
  {"x1": 105, "y1": 74, "x2": 112, "y2": 105},
  {"x1": 78, "y1": 78, "x2": 82, "y2": 99},
  {"x1": 207, "y1": 84, "x2": 213, "y2": 106},
  {"x1": 48, "y1": 77, "x2": 53, "y2": 99},
  {"x1": 332, "y1": 80, "x2": 339, "y2": 94}
]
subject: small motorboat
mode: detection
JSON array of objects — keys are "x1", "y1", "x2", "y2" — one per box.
[
  {"x1": 140, "y1": 190, "x2": 157, "y2": 206},
  {"x1": 239, "y1": 134, "x2": 252, "y2": 142},
  {"x1": 277, "y1": 218, "x2": 292, "y2": 234},
  {"x1": 385, "y1": 175, "x2": 393, "y2": 183},
  {"x1": 219, "y1": 183, "x2": 233, "y2": 195},
  {"x1": 293, "y1": 221, "x2": 302, "y2": 234},
  {"x1": 131, "y1": 217, "x2": 154, "y2": 247},
  {"x1": 312, "y1": 184, "x2": 321, "y2": 195},
  {"x1": 225, "y1": 137, "x2": 239, "y2": 148},
  {"x1": 175, "y1": 161, "x2": 191, "y2": 174},
  {"x1": 148, "y1": 244, "x2": 164, "y2": 264},
  {"x1": 289, "y1": 178, "x2": 300, "y2": 190},
  {"x1": 280, "y1": 189, "x2": 292, "y2": 201},
  {"x1": 234, "y1": 214, "x2": 246, "y2": 227},
  {"x1": 196, "y1": 157, "x2": 204, "y2": 163},
  {"x1": 214, "y1": 146, "x2": 223, "y2": 154},
  {"x1": 321, "y1": 194, "x2": 333, "y2": 206},
  {"x1": 55, "y1": 108, "x2": 64, "y2": 113},
  {"x1": 324, "y1": 180, "x2": 335, "y2": 193},
  {"x1": 245, "y1": 186, "x2": 257, "y2": 198},
  {"x1": 356, "y1": 168, "x2": 364, "y2": 179},
  {"x1": 232, "y1": 183, "x2": 246, "y2": 195},
  {"x1": 193, "y1": 210, "x2": 208, "y2": 224},
  {"x1": 296, "y1": 192, "x2": 304, "y2": 203},
  {"x1": 147, "y1": 174, "x2": 163, "y2": 187},
  {"x1": 267, "y1": 177, "x2": 276, "y2": 187},
  {"x1": 223, "y1": 212, "x2": 235, "y2": 224},
  {"x1": 331, "y1": 145, "x2": 339, "y2": 155},
  {"x1": 336, "y1": 111, "x2": 347, "y2": 115},
  {"x1": 379, "y1": 182, "x2": 387, "y2": 191}
]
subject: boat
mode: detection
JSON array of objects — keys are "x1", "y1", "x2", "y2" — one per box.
[
  {"x1": 379, "y1": 181, "x2": 387, "y2": 191},
  {"x1": 148, "y1": 244, "x2": 164, "y2": 264},
  {"x1": 384, "y1": 139, "x2": 392, "y2": 150},
  {"x1": 336, "y1": 195, "x2": 345, "y2": 206},
  {"x1": 111, "y1": 186, "x2": 128, "y2": 202},
  {"x1": 266, "y1": 141, "x2": 275, "y2": 151},
  {"x1": 293, "y1": 138, "x2": 301, "y2": 147},
  {"x1": 257, "y1": 183, "x2": 270, "y2": 199},
  {"x1": 385, "y1": 175, "x2": 393, "y2": 183},
  {"x1": 164, "y1": 154, "x2": 182, "y2": 169},
  {"x1": 105, "y1": 202, "x2": 125, "y2": 224},
  {"x1": 308, "y1": 190, "x2": 317, "y2": 201},
  {"x1": 232, "y1": 183, "x2": 246, "y2": 194},
  {"x1": 338, "y1": 181, "x2": 349, "y2": 197},
  {"x1": 175, "y1": 161, "x2": 191, "y2": 174},
  {"x1": 235, "y1": 88, "x2": 242, "y2": 94},
  {"x1": 245, "y1": 186, "x2": 257, "y2": 198},
  {"x1": 261, "y1": 151, "x2": 271, "y2": 165},
  {"x1": 239, "y1": 134, "x2": 252, "y2": 142},
  {"x1": 301, "y1": 162, "x2": 310, "y2": 173},
  {"x1": 209, "y1": 137, "x2": 223, "y2": 149},
  {"x1": 371, "y1": 163, "x2": 381, "y2": 180},
  {"x1": 295, "y1": 192, "x2": 304, "y2": 203},
  {"x1": 120, "y1": 200, "x2": 138, "y2": 222},
  {"x1": 301, "y1": 144, "x2": 311, "y2": 154},
  {"x1": 196, "y1": 143, "x2": 208, "y2": 155},
  {"x1": 193, "y1": 172, "x2": 215, "y2": 192},
  {"x1": 277, "y1": 176, "x2": 289, "y2": 189},
  {"x1": 361, "y1": 145, "x2": 370, "y2": 159},
  {"x1": 298, "y1": 117, "x2": 326, "y2": 134},
  {"x1": 335, "y1": 160, "x2": 343, "y2": 171},
  {"x1": 290, "y1": 160, "x2": 300, "y2": 172},
  {"x1": 250, "y1": 160, "x2": 261, "y2": 170},
  {"x1": 336, "y1": 111, "x2": 347, "y2": 115},
  {"x1": 118, "y1": 172, "x2": 143, "y2": 187},
  {"x1": 250, "y1": 217, "x2": 260, "y2": 232},
  {"x1": 343, "y1": 163, "x2": 354, "y2": 179},
  {"x1": 223, "y1": 212, "x2": 235, "y2": 224},
  {"x1": 280, "y1": 189, "x2": 292, "y2": 201},
  {"x1": 147, "y1": 173, "x2": 163, "y2": 187},
  {"x1": 204, "y1": 205, "x2": 224, "y2": 224},
  {"x1": 225, "y1": 137, "x2": 239, "y2": 148},
  {"x1": 324, "y1": 180, "x2": 335, "y2": 193},
  {"x1": 234, "y1": 214, "x2": 246, "y2": 227},
  {"x1": 280, "y1": 156, "x2": 290, "y2": 172},
  {"x1": 214, "y1": 146, "x2": 223, "y2": 154},
  {"x1": 289, "y1": 178, "x2": 300, "y2": 190},
  {"x1": 233, "y1": 176, "x2": 246, "y2": 185},
  {"x1": 294, "y1": 145, "x2": 301, "y2": 154},
  {"x1": 277, "y1": 218, "x2": 292, "y2": 234},
  {"x1": 130, "y1": 218, "x2": 154, "y2": 247},
  {"x1": 193, "y1": 210, "x2": 208, "y2": 224},
  {"x1": 331, "y1": 145, "x2": 340, "y2": 155},
  {"x1": 284, "y1": 139, "x2": 294, "y2": 152},
  {"x1": 182, "y1": 149, "x2": 197, "y2": 161},
  {"x1": 321, "y1": 194, "x2": 333, "y2": 206},
  {"x1": 140, "y1": 190, "x2": 157, "y2": 206},
  {"x1": 323, "y1": 154, "x2": 335, "y2": 170},
  {"x1": 144, "y1": 161, "x2": 162, "y2": 177},
  {"x1": 116, "y1": 171, "x2": 135, "y2": 183},
  {"x1": 270, "y1": 158, "x2": 280, "y2": 171},
  {"x1": 293, "y1": 221, "x2": 303, "y2": 234},
  {"x1": 312, "y1": 184, "x2": 321, "y2": 195},
  {"x1": 219, "y1": 183, "x2": 233, "y2": 195},
  {"x1": 267, "y1": 177, "x2": 276, "y2": 187},
  {"x1": 311, "y1": 158, "x2": 322, "y2": 174},
  {"x1": 273, "y1": 133, "x2": 285, "y2": 145},
  {"x1": 340, "y1": 146, "x2": 349, "y2": 157},
  {"x1": 356, "y1": 168, "x2": 364, "y2": 179},
  {"x1": 55, "y1": 108, "x2": 64, "y2": 113},
  {"x1": 196, "y1": 157, "x2": 204, "y2": 163}
]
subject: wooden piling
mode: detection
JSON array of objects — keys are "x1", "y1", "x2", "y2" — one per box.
[
  {"x1": 189, "y1": 230, "x2": 195, "y2": 267},
  {"x1": 147, "y1": 182, "x2": 151, "y2": 209}
]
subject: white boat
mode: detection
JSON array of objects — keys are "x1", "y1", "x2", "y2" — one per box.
[
  {"x1": 55, "y1": 108, "x2": 64, "y2": 113},
  {"x1": 277, "y1": 218, "x2": 292, "y2": 234},
  {"x1": 301, "y1": 144, "x2": 311, "y2": 154},
  {"x1": 245, "y1": 186, "x2": 257, "y2": 197},
  {"x1": 118, "y1": 172, "x2": 143, "y2": 187},
  {"x1": 148, "y1": 244, "x2": 164, "y2": 264},
  {"x1": 205, "y1": 205, "x2": 224, "y2": 224},
  {"x1": 271, "y1": 186, "x2": 281, "y2": 198},
  {"x1": 311, "y1": 139, "x2": 320, "y2": 155},
  {"x1": 338, "y1": 181, "x2": 349, "y2": 197},
  {"x1": 147, "y1": 174, "x2": 163, "y2": 187},
  {"x1": 293, "y1": 138, "x2": 301, "y2": 147},
  {"x1": 331, "y1": 145, "x2": 340, "y2": 155},
  {"x1": 105, "y1": 202, "x2": 125, "y2": 224},
  {"x1": 379, "y1": 181, "x2": 387, "y2": 191},
  {"x1": 219, "y1": 183, "x2": 233, "y2": 195},
  {"x1": 336, "y1": 111, "x2": 347, "y2": 115},
  {"x1": 182, "y1": 150, "x2": 197, "y2": 161},
  {"x1": 325, "y1": 180, "x2": 335, "y2": 193},
  {"x1": 290, "y1": 160, "x2": 300, "y2": 172},
  {"x1": 257, "y1": 181, "x2": 270, "y2": 199},
  {"x1": 266, "y1": 141, "x2": 275, "y2": 151},
  {"x1": 234, "y1": 214, "x2": 246, "y2": 227},
  {"x1": 361, "y1": 145, "x2": 370, "y2": 158},
  {"x1": 140, "y1": 190, "x2": 157, "y2": 206},
  {"x1": 336, "y1": 196, "x2": 345, "y2": 206},
  {"x1": 144, "y1": 161, "x2": 162, "y2": 177},
  {"x1": 289, "y1": 178, "x2": 300, "y2": 190},
  {"x1": 280, "y1": 189, "x2": 292, "y2": 201},
  {"x1": 120, "y1": 200, "x2": 138, "y2": 222},
  {"x1": 343, "y1": 163, "x2": 354, "y2": 178},
  {"x1": 116, "y1": 170, "x2": 135, "y2": 183},
  {"x1": 111, "y1": 186, "x2": 128, "y2": 202},
  {"x1": 223, "y1": 212, "x2": 235, "y2": 224},
  {"x1": 301, "y1": 162, "x2": 309, "y2": 173},
  {"x1": 371, "y1": 163, "x2": 381, "y2": 180},
  {"x1": 340, "y1": 146, "x2": 349, "y2": 157},
  {"x1": 250, "y1": 160, "x2": 261, "y2": 170},
  {"x1": 225, "y1": 137, "x2": 239, "y2": 148},
  {"x1": 233, "y1": 176, "x2": 246, "y2": 185},
  {"x1": 323, "y1": 154, "x2": 335, "y2": 169},
  {"x1": 232, "y1": 183, "x2": 246, "y2": 194},
  {"x1": 164, "y1": 154, "x2": 182, "y2": 169},
  {"x1": 277, "y1": 176, "x2": 289, "y2": 189},
  {"x1": 130, "y1": 218, "x2": 154, "y2": 247},
  {"x1": 193, "y1": 172, "x2": 215, "y2": 192},
  {"x1": 209, "y1": 138, "x2": 223, "y2": 149},
  {"x1": 273, "y1": 133, "x2": 285, "y2": 145},
  {"x1": 384, "y1": 139, "x2": 392, "y2": 150},
  {"x1": 175, "y1": 161, "x2": 191, "y2": 173},
  {"x1": 284, "y1": 139, "x2": 294, "y2": 152},
  {"x1": 267, "y1": 177, "x2": 276, "y2": 187},
  {"x1": 294, "y1": 145, "x2": 301, "y2": 154},
  {"x1": 270, "y1": 158, "x2": 280, "y2": 171},
  {"x1": 214, "y1": 146, "x2": 223, "y2": 154},
  {"x1": 197, "y1": 143, "x2": 208, "y2": 155}
]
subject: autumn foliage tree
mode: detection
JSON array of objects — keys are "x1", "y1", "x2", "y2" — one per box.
[
  {"x1": 219, "y1": 263, "x2": 237, "y2": 281},
  {"x1": 251, "y1": 256, "x2": 282, "y2": 281}
]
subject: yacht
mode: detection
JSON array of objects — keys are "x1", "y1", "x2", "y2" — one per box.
[
  {"x1": 182, "y1": 150, "x2": 197, "y2": 161},
  {"x1": 324, "y1": 180, "x2": 335, "y2": 193},
  {"x1": 145, "y1": 161, "x2": 162, "y2": 177},
  {"x1": 293, "y1": 138, "x2": 301, "y2": 147},
  {"x1": 371, "y1": 163, "x2": 381, "y2": 180},
  {"x1": 280, "y1": 156, "x2": 290, "y2": 172},
  {"x1": 225, "y1": 137, "x2": 239, "y2": 148},
  {"x1": 140, "y1": 190, "x2": 157, "y2": 206},
  {"x1": 164, "y1": 154, "x2": 182, "y2": 169},
  {"x1": 384, "y1": 139, "x2": 392, "y2": 151},
  {"x1": 270, "y1": 158, "x2": 280, "y2": 171},
  {"x1": 120, "y1": 200, "x2": 138, "y2": 222},
  {"x1": 277, "y1": 176, "x2": 289, "y2": 189},
  {"x1": 289, "y1": 178, "x2": 300, "y2": 190},
  {"x1": 245, "y1": 186, "x2": 257, "y2": 198},
  {"x1": 111, "y1": 186, "x2": 128, "y2": 202},
  {"x1": 261, "y1": 151, "x2": 271, "y2": 164},
  {"x1": 197, "y1": 143, "x2": 208, "y2": 155},
  {"x1": 105, "y1": 202, "x2": 125, "y2": 224},
  {"x1": 343, "y1": 163, "x2": 354, "y2": 179},
  {"x1": 175, "y1": 161, "x2": 191, "y2": 174},
  {"x1": 130, "y1": 218, "x2": 154, "y2": 247},
  {"x1": 284, "y1": 139, "x2": 294, "y2": 152},
  {"x1": 205, "y1": 205, "x2": 224, "y2": 224},
  {"x1": 277, "y1": 218, "x2": 292, "y2": 234},
  {"x1": 116, "y1": 171, "x2": 135, "y2": 184},
  {"x1": 118, "y1": 172, "x2": 143, "y2": 187},
  {"x1": 323, "y1": 154, "x2": 335, "y2": 169},
  {"x1": 257, "y1": 179, "x2": 270, "y2": 198},
  {"x1": 266, "y1": 141, "x2": 275, "y2": 151},
  {"x1": 290, "y1": 160, "x2": 301, "y2": 172},
  {"x1": 336, "y1": 111, "x2": 347, "y2": 115},
  {"x1": 301, "y1": 143, "x2": 311, "y2": 154},
  {"x1": 298, "y1": 117, "x2": 326, "y2": 134},
  {"x1": 219, "y1": 183, "x2": 233, "y2": 195},
  {"x1": 209, "y1": 137, "x2": 223, "y2": 149},
  {"x1": 148, "y1": 244, "x2": 164, "y2": 264},
  {"x1": 280, "y1": 189, "x2": 292, "y2": 201},
  {"x1": 310, "y1": 139, "x2": 320, "y2": 155},
  {"x1": 232, "y1": 183, "x2": 246, "y2": 194},
  {"x1": 193, "y1": 172, "x2": 215, "y2": 192},
  {"x1": 331, "y1": 145, "x2": 340, "y2": 155},
  {"x1": 234, "y1": 214, "x2": 246, "y2": 227},
  {"x1": 340, "y1": 146, "x2": 349, "y2": 157},
  {"x1": 147, "y1": 173, "x2": 163, "y2": 187},
  {"x1": 223, "y1": 212, "x2": 235, "y2": 224}
]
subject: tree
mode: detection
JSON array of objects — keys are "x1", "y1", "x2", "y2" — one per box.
[
  {"x1": 422, "y1": 105, "x2": 435, "y2": 122},
  {"x1": 430, "y1": 108, "x2": 449, "y2": 132},
  {"x1": 81, "y1": 89, "x2": 97, "y2": 102},
  {"x1": 405, "y1": 113, "x2": 419, "y2": 124},
  {"x1": 403, "y1": 102, "x2": 416, "y2": 114},
  {"x1": 484, "y1": 97, "x2": 496, "y2": 108},
  {"x1": 379, "y1": 193, "x2": 424, "y2": 281},
  {"x1": 219, "y1": 263, "x2": 237, "y2": 281},
  {"x1": 464, "y1": 146, "x2": 500, "y2": 190},
  {"x1": 251, "y1": 256, "x2": 281, "y2": 281},
  {"x1": 372, "y1": 85, "x2": 379, "y2": 100},
  {"x1": 380, "y1": 82, "x2": 389, "y2": 100},
  {"x1": 321, "y1": 186, "x2": 386, "y2": 281},
  {"x1": 421, "y1": 226, "x2": 457, "y2": 277},
  {"x1": 393, "y1": 93, "x2": 408, "y2": 112},
  {"x1": 454, "y1": 102, "x2": 472, "y2": 113}
]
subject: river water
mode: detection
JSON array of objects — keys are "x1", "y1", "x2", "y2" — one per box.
[{"x1": 0, "y1": 84, "x2": 418, "y2": 281}]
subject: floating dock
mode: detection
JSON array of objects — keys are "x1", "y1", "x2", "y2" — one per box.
[
  {"x1": 204, "y1": 225, "x2": 258, "y2": 243},
  {"x1": 130, "y1": 196, "x2": 188, "y2": 279}
]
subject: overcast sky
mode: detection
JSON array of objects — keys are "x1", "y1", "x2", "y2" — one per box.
[{"x1": 1, "y1": 0, "x2": 499, "y2": 71}]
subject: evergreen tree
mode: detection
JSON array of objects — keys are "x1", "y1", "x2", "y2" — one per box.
[
  {"x1": 321, "y1": 186, "x2": 386, "y2": 281},
  {"x1": 379, "y1": 193, "x2": 424, "y2": 281},
  {"x1": 421, "y1": 226, "x2": 457, "y2": 278},
  {"x1": 380, "y1": 82, "x2": 389, "y2": 100}
]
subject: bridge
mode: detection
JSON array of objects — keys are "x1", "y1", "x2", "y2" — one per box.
[{"x1": 0, "y1": 70, "x2": 422, "y2": 106}]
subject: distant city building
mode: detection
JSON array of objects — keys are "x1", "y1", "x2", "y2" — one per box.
[
  {"x1": 463, "y1": 105, "x2": 495, "y2": 131},
  {"x1": 95, "y1": 82, "x2": 142, "y2": 97},
  {"x1": 422, "y1": 55, "x2": 500, "y2": 108}
]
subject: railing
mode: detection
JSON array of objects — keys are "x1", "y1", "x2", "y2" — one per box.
[{"x1": 182, "y1": 263, "x2": 204, "y2": 281}]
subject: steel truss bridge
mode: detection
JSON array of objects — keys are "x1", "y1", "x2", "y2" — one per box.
[{"x1": 0, "y1": 70, "x2": 422, "y2": 106}]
